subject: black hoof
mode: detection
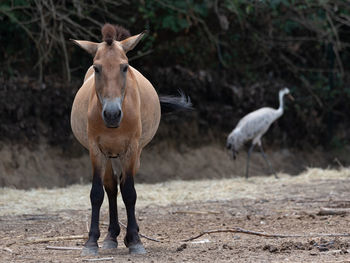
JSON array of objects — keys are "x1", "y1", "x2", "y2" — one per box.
[
  {"x1": 128, "y1": 243, "x2": 146, "y2": 254},
  {"x1": 81, "y1": 245, "x2": 98, "y2": 256},
  {"x1": 102, "y1": 239, "x2": 118, "y2": 250},
  {"x1": 124, "y1": 236, "x2": 146, "y2": 254}
]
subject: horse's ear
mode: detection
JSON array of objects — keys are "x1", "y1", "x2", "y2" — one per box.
[
  {"x1": 71, "y1": 40, "x2": 98, "y2": 56},
  {"x1": 120, "y1": 31, "x2": 147, "y2": 53}
]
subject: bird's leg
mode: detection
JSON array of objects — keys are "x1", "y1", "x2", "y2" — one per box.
[
  {"x1": 259, "y1": 144, "x2": 278, "y2": 179},
  {"x1": 245, "y1": 144, "x2": 255, "y2": 179}
]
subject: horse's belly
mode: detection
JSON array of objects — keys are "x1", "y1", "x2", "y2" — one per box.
[
  {"x1": 138, "y1": 81, "x2": 161, "y2": 148},
  {"x1": 70, "y1": 81, "x2": 92, "y2": 149},
  {"x1": 71, "y1": 66, "x2": 160, "y2": 151}
]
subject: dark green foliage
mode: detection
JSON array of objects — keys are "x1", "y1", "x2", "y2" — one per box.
[{"x1": 1, "y1": 0, "x2": 350, "y2": 148}]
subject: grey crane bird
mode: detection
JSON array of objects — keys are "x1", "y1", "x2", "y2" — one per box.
[{"x1": 226, "y1": 88, "x2": 294, "y2": 178}]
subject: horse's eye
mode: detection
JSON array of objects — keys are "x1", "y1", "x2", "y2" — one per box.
[
  {"x1": 121, "y1": 64, "x2": 129, "y2": 74},
  {"x1": 93, "y1": 65, "x2": 100, "y2": 74}
]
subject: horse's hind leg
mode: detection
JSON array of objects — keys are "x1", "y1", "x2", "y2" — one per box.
[
  {"x1": 82, "y1": 150, "x2": 107, "y2": 256},
  {"x1": 102, "y1": 159, "x2": 120, "y2": 250},
  {"x1": 120, "y1": 150, "x2": 146, "y2": 254}
]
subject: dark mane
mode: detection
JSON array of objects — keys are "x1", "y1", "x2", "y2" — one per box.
[
  {"x1": 115, "y1": 25, "x2": 131, "y2": 41},
  {"x1": 102, "y1": 23, "x2": 116, "y2": 45},
  {"x1": 101, "y1": 23, "x2": 131, "y2": 44}
]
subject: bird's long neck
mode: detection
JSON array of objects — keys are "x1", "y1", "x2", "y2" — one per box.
[{"x1": 276, "y1": 92, "x2": 285, "y2": 116}]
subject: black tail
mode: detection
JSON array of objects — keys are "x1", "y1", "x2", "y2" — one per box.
[{"x1": 159, "y1": 90, "x2": 193, "y2": 114}]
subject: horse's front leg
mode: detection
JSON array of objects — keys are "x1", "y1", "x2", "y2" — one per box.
[
  {"x1": 82, "y1": 148, "x2": 107, "y2": 256},
  {"x1": 102, "y1": 159, "x2": 120, "y2": 250},
  {"x1": 120, "y1": 149, "x2": 146, "y2": 254}
]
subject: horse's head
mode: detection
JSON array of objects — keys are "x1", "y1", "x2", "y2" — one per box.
[{"x1": 72, "y1": 24, "x2": 146, "y2": 128}]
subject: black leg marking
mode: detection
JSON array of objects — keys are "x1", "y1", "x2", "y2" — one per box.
[
  {"x1": 102, "y1": 179, "x2": 120, "y2": 250},
  {"x1": 82, "y1": 170, "x2": 104, "y2": 256},
  {"x1": 245, "y1": 144, "x2": 255, "y2": 179},
  {"x1": 120, "y1": 174, "x2": 146, "y2": 254}
]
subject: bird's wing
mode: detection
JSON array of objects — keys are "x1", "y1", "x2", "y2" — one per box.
[{"x1": 235, "y1": 108, "x2": 277, "y2": 141}]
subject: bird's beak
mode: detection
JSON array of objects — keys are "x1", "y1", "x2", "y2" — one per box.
[{"x1": 287, "y1": 94, "x2": 295, "y2": 101}]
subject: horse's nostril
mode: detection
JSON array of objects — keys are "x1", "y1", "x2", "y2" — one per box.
[
  {"x1": 226, "y1": 143, "x2": 231, "y2": 149},
  {"x1": 103, "y1": 109, "x2": 121, "y2": 122}
]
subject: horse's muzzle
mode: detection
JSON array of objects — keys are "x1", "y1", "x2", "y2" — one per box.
[
  {"x1": 102, "y1": 98, "x2": 123, "y2": 128},
  {"x1": 103, "y1": 109, "x2": 122, "y2": 128}
]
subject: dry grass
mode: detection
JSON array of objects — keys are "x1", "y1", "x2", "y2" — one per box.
[{"x1": 0, "y1": 168, "x2": 349, "y2": 216}]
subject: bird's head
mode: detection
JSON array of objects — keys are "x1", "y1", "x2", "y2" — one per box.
[
  {"x1": 280, "y1": 87, "x2": 294, "y2": 101},
  {"x1": 226, "y1": 131, "x2": 242, "y2": 160},
  {"x1": 226, "y1": 141, "x2": 238, "y2": 159}
]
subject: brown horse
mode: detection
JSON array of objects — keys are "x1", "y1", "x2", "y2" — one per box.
[{"x1": 70, "y1": 24, "x2": 191, "y2": 256}]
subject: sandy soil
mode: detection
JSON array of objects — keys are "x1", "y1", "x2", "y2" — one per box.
[{"x1": 1, "y1": 169, "x2": 350, "y2": 262}]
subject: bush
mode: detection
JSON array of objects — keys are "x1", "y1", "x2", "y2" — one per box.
[{"x1": 1, "y1": 0, "x2": 350, "y2": 148}]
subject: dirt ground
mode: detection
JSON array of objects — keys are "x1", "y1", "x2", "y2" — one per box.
[
  {"x1": 2, "y1": 142, "x2": 350, "y2": 189},
  {"x1": 1, "y1": 169, "x2": 350, "y2": 262}
]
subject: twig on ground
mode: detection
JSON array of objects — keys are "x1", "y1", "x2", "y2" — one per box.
[
  {"x1": 296, "y1": 199, "x2": 350, "y2": 203},
  {"x1": 118, "y1": 221, "x2": 162, "y2": 243},
  {"x1": 0, "y1": 247, "x2": 13, "y2": 253},
  {"x1": 46, "y1": 246, "x2": 82, "y2": 250},
  {"x1": 323, "y1": 249, "x2": 350, "y2": 255},
  {"x1": 173, "y1": 210, "x2": 221, "y2": 215},
  {"x1": 318, "y1": 207, "x2": 350, "y2": 216},
  {"x1": 182, "y1": 227, "x2": 350, "y2": 242},
  {"x1": 82, "y1": 257, "x2": 114, "y2": 262},
  {"x1": 26, "y1": 235, "x2": 86, "y2": 244}
]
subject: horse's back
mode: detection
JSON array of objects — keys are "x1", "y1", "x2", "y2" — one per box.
[{"x1": 70, "y1": 66, "x2": 94, "y2": 149}]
